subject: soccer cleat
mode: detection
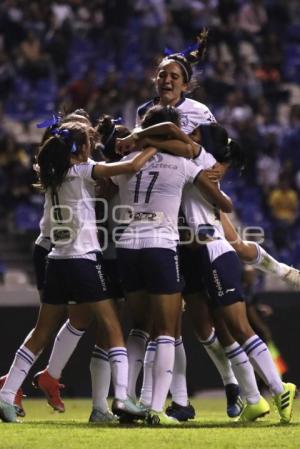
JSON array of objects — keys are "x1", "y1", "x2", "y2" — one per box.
[
  {"x1": 112, "y1": 397, "x2": 147, "y2": 421},
  {"x1": 33, "y1": 370, "x2": 65, "y2": 412},
  {"x1": 274, "y1": 382, "x2": 296, "y2": 424},
  {"x1": 0, "y1": 375, "x2": 25, "y2": 417},
  {"x1": 225, "y1": 383, "x2": 244, "y2": 418},
  {"x1": 283, "y1": 266, "x2": 300, "y2": 289},
  {"x1": 0, "y1": 399, "x2": 18, "y2": 423},
  {"x1": 147, "y1": 411, "x2": 180, "y2": 426},
  {"x1": 165, "y1": 401, "x2": 195, "y2": 421},
  {"x1": 89, "y1": 408, "x2": 119, "y2": 423},
  {"x1": 238, "y1": 396, "x2": 270, "y2": 422}
]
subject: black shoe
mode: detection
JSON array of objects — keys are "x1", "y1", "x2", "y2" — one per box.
[
  {"x1": 165, "y1": 401, "x2": 195, "y2": 421},
  {"x1": 225, "y1": 383, "x2": 244, "y2": 418}
]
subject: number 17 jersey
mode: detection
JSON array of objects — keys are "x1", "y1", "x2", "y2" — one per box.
[{"x1": 111, "y1": 151, "x2": 202, "y2": 250}]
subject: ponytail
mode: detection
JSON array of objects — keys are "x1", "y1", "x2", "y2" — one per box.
[{"x1": 37, "y1": 123, "x2": 89, "y2": 190}]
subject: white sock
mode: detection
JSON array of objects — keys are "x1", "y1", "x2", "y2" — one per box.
[
  {"x1": 243, "y1": 335, "x2": 283, "y2": 395},
  {"x1": 46, "y1": 320, "x2": 85, "y2": 379},
  {"x1": 151, "y1": 336, "x2": 175, "y2": 413},
  {"x1": 247, "y1": 242, "x2": 289, "y2": 278},
  {"x1": 225, "y1": 342, "x2": 260, "y2": 404},
  {"x1": 170, "y1": 337, "x2": 188, "y2": 406},
  {"x1": 199, "y1": 329, "x2": 238, "y2": 386},
  {"x1": 0, "y1": 345, "x2": 37, "y2": 405},
  {"x1": 90, "y1": 346, "x2": 111, "y2": 412},
  {"x1": 108, "y1": 347, "x2": 128, "y2": 401},
  {"x1": 127, "y1": 329, "x2": 149, "y2": 401},
  {"x1": 140, "y1": 340, "x2": 156, "y2": 407}
]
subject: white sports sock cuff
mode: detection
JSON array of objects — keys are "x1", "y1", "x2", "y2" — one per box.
[
  {"x1": 129, "y1": 328, "x2": 150, "y2": 341},
  {"x1": 198, "y1": 328, "x2": 216, "y2": 345},
  {"x1": 244, "y1": 241, "x2": 261, "y2": 265},
  {"x1": 66, "y1": 320, "x2": 85, "y2": 337}
]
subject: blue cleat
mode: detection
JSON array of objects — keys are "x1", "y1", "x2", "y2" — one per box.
[
  {"x1": 225, "y1": 384, "x2": 244, "y2": 418},
  {"x1": 165, "y1": 401, "x2": 195, "y2": 421}
]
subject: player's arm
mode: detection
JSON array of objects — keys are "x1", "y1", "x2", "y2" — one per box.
[
  {"x1": 116, "y1": 122, "x2": 199, "y2": 157},
  {"x1": 92, "y1": 147, "x2": 157, "y2": 179},
  {"x1": 138, "y1": 137, "x2": 199, "y2": 159},
  {"x1": 194, "y1": 171, "x2": 233, "y2": 213}
]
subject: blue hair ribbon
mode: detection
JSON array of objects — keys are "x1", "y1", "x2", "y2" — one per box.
[
  {"x1": 51, "y1": 127, "x2": 77, "y2": 153},
  {"x1": 36, "y1": 113, "x2": 61, "y2": 129},
  {"x1": 71, "y1": 142, "x2": 77, "y2": 153},
  {"x1": 164, "y1": 42, "x2": 199, "y2": 59}
]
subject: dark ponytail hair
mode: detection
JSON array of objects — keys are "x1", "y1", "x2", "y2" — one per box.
[
  {"x1": 96, "y1": 115, "x2": 130, "y2": 161},
  {"x1": 141, "y1": 105, "x2": 180, "y2": 128},
  {"x1": 37, "y1": 122, "x2": 89, "y2": 190},
  {"x1": 159, "y1": 29, "x2": 208, "y2": 83},
  {"x1": 199, "y1": 124, "x2": 245, "y2": 170}
]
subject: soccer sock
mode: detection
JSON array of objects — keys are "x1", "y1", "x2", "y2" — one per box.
[
  {"x1": 90, "y1": 346, "x2": 111, "y2": 412},
  {"x1": 0, "y1": 345, "x2": 38, "y2": 405},
  {"x1": 246, "y1": 242, "x2": 290, "y2": 278},
  {"x1": 108, "y1": 347, "x2": 128, "y2": 401},
  {"x1": 225, "y1": 342, "x2": 260, "y2": 404},
  {"x1": 243, "y1": 335, "x2": 284, "y2": 395},
  {"x1": 140, "y1": 340, "x2": 156, "y2": 407},
  {"x1": 170, "y1": 337, "x2": 188, "y2": 406},
  {"x1": 127, "y1": 328, "x2": 149, "y2": 401},
  {"x1": 199, "y1": 329, "x2": 238, "y2": 386},
  {"x1": 151, "y1": 336, "x2": 175, "y2": 413},
  {"x1": 46, "y1": 320, "x2": 85, "y2": 379}
]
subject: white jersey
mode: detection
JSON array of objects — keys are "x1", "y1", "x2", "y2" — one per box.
[
  {"x1": 46, "y1": 162, "x2": 100, "y2": 259},
  {"x1": 182, "y1": 148, "x2": 234, "y2": 261},
  {"x1": 35, "y1": 158, "x2": 96, "y2": 252},
  {"x1": 111, "y1": 151, "x2": 202, "y2": 250},
  {"x1": 181, "y1": 147, "x2": 225, "y2": 239},
  {"x1": 136, "y1": 97, "x2": 216, "y2": 134}
]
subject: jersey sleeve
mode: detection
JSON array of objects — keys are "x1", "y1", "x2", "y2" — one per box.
[
  {"x1": 74, "y1": 163, "x2": 94, "y2": 181},
  {"x1": 184, "y1": 159, "x2": 203, "y2": 184},
  {"x1": 110, "y1": 175, "x2": 119, "y2": 186}
]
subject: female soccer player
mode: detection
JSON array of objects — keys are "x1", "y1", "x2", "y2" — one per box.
[
  {"x1": 112, "y1": 105, "x2": 232, "y2": 424},
  {"x1": 179, "y1": 123, "x2": 296, "y2": 423},
  {"x1": 0, "y1": 121, "x2": 156, "y2": 423},
  {"x1": 116, "y1": 38, "x2": 299, "y2": 419}
]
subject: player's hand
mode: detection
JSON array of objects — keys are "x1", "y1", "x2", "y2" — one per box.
[
  {"x1": 116, "y1": 135, "x2": 136, "y2": 154},
  {"x1": 204, "y1": 168, "x2": 223, "y2": 182}
]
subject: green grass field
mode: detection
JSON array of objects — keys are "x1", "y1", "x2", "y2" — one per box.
[{"x1": 1, "y1": 397, "x2": 300, "y2": 449}]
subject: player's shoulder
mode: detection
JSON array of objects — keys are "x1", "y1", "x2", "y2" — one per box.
[
  {"x1": 137, "y1": 98, "x2": 158, "y2": 119},
  {"x1": 181, "y1": 97, "x2": 212, "y2": 114}
]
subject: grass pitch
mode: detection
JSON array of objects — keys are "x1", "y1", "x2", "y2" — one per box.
[{"x1": 1, "y1": 397, "x2": 300, "y2": 449}]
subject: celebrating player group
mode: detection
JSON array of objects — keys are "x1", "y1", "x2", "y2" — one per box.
[{"x1": 0, "y1": 31, "x2": 298, "y2": 426}]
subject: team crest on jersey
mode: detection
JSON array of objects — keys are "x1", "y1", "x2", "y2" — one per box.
[{"x1": 180, "y1": 114, "x2": 189, "y2": 128}]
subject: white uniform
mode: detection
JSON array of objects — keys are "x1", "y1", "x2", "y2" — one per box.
[
  {"x1": 111, "y1": 151, "x2": 202, "y2": 250},
  {"x1": 35, "y1": 158, "x2": 96, "y2": 252},
  {"x1": 46, "y1": 162, "x2": 100, "y2": 259},
  {"x1": 136, "y1": 97, "x2": 216, "y2": 134},
  {"x1": 181, "y1": 148, "x2": 234, "y2": 262}
]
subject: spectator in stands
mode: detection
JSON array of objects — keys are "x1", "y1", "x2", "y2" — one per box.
[{"x1": 269, "y1": 177, "x2": 299, "y2": 249}]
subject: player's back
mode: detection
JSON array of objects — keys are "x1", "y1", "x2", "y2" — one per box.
[{"x1": 112, "y1": 151, "x2": 201, "y2": 249}]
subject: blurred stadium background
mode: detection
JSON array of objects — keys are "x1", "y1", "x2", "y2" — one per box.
[{"x1": 0, "y1": 0, "x2": 299, "y2": 395}]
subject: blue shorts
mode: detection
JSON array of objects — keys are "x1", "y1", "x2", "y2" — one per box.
[
  {"x1": 179, "y1": 245, "x2": 206, "y2": 295},
  {"x1": 199, "y1": 245, "x2": 244, "y2": 306},
  {"x1": 104, "y1": 258, "x2": 124, "y2": 299},
  {"x1": 43, "y1": 253, "x2": 112, "y2": 305},
  {"x1": 117, "y1": 247, "x2": 184, "y2": 295},
  {"x1": 33, "y1": 244, "x2": 50, "y2": 291}
]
